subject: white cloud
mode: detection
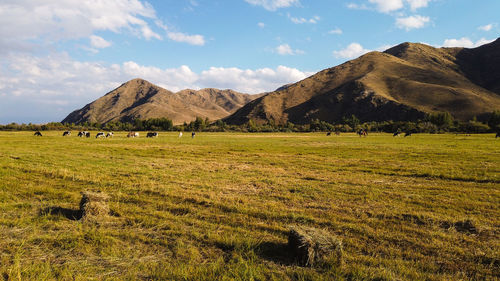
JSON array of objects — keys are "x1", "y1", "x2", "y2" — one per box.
[
  {"x1": 347, "y1": 3, "x2": 369, "y2": 10},
  {"x1": 155, "y1": 20, "x2": 204, "y2": 45},
  {"x1": 376, "y1": 44, "x2": 395, "y2": 51},
  {"x1": 275, "y1": 44, "x2": 304, "y2": 55},
  {"x1": 258, "y1": 22, "x2": 266, "y2": 28},
  {"x1": 141, "y1": 25, "x2": 162, "y2": 40},
  {"x1": 244, "y1": 0, "x2": 300, "y2": 11},
  {"x1": 442, "y1": 37, "x2": 495, "y2": 48},
  {"x1": 0, "y1": 52, "x2": 314, "y2": 123},
  {"x1": 0, "y1": 0, "x2": 206, "y2": 50},
  {"x1": 333, "y1": 43, "x2": 371, "y2": 59},
  {"x1": 288, "y1": 14, "x2": 320, "y2": 24},
  {"x1": 406, "y1": 0, "x2": 431, "y2": 11},
  {"x1": 368, "y1": 0, "x2": 403, "y2": 13},
  {"x1": 474, "y1": 38, "x2": 496, "y2": 46},
  {"x1": 198, "y1": 66, "x2": 313, "y2": 93},
  {"x1": 90, "y1": 35, "x2": 112, "y2": 49},
  {"x1": 328, "y1": 28, "x2": 343, "y2": 35},
  {"x1": 478, "y1": 24, "x2": 494, "y2": 31},
  {"x1": 167, "y1": 32, "x2": 205, "y2": 46},
  {"x1": 395, "y1": 15, "x2": 430, "y2": 30},
  {"x1": 350, "y1": 0, "x2": 430, "y2": 12},
  {"x1": 0, "y1": 0, "x2": 160, "y2": 42}
]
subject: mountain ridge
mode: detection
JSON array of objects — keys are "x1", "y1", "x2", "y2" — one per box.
[
  {"x1": 224, "y1": 39, "x2": 500, "y2": 125},
  {"x1": 62, "y1": 78, "x2": 263, "y2": 125},
  {"x1": 63, "y1": 39, "x2": 500, "y2": 126}
]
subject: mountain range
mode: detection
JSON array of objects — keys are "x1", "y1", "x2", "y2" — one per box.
[
  {"x1": 62, "y1": 78, "x2": 263, "y2": 125},
  {"x1": 63, "y1": 38, "x2": 500, "y2": 125}
]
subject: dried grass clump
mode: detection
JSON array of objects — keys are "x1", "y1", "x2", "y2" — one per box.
[
  {"x1": 288, "y1": 225, "x2": 343, "y2": 267},
  {"x1": 79, "y1": 192, "x2": 110, "y2": 223}
]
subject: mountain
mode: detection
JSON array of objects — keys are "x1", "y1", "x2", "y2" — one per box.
[
  {"x1": 224, "y1": 39, "x2": 500, "y2": 125},
  {"x1": 62, "y1": 79, "x2": 262, "y2": 125}
]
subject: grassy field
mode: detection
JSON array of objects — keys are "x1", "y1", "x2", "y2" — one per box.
[{"x1": 0, "y1": 131, "x2": 498, "y2": 280}]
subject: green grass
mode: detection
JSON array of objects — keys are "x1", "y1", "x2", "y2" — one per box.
[{"x1": 0, "y1": 132, "x2": 498, "y2": 280}]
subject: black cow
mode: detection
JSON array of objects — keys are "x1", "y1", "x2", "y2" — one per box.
[
  {"x1": 106, "y1": 132, "x2": 113, "y2": 138},
  {"x1": 393, "y1": 132, "x2": 401, "y2": 137},
  {"x1": 96, "y1": 132, "x2": 105, "y2": 138},
  {"x1": 63, "y1": 131, "x2": 71, "y2": 136},
  {"x1": 85, "y1": 132, "x2": 91, "y2": 138},
  {"x1": 326, "y1": 132, "x2": 331, "y2": 136},
  {"x1": 34, "y1": 131, "x2": 42, "y2": 136},
  {"x1": 78, "y1": 131, "x2": 89, "y2": 137},
  {"x1": 146, "y1": 132, "x2": 158, "y2": 138},
  {"x1": 358, "y1": 129, "x2": 367, "y2": 137},
  {"x1": 404, "y1": 132, "x2": 412, "y2": 137}
]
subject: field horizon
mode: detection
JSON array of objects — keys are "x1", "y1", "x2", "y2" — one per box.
[{"x1": 0, "y1": 131, "x2": 498, "y2": 280}]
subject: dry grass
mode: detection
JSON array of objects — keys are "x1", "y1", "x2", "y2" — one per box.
[
  {"x1": 288, "y1": 225, "x2": 343, "y2": 267},
  {"x1": 0, "y1": 131, "x2": 498, "y2": 280},
  {"x1": 79, "y1": 192, "x2": 110, "y2": 223}
]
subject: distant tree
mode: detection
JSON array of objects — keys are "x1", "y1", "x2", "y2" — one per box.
[
  {"x1": 461, "y1": 120, "x2": 490, "y2": 133},
  {"x1": 488, "y1": 111, "x2": 500, "y2": 131},
  {"x1": 342, "y1": 114, "x2": 360, "y2": 130},
  {"x1": 215, "y1": 120, "x2": 227, "y2": 131},
  {"x1": 142, "y1": 118, "x2": 173, "y2": 131},
  {"x1": 133, "y1": 119, "x2": 144, "y2": 131},
  {"x1": 247, "y1": 119, "x2": 258, "y2": 132},
  {"x1": 192, "y1": 117, "x2": 206, "y2": 131},
  {"x1": 428, "y1": 112, "x2": 453, "y2": 129}
]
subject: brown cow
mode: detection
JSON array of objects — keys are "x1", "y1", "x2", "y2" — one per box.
[{"x1": 127, "y1": 132, "x2": 139, "y2": 138}]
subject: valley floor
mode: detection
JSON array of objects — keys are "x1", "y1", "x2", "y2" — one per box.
[{"x1": 0, "y1": 132, "x2": 498, "y2": 280}]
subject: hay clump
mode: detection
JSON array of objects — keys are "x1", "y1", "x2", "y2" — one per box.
[
  {"x1": 288, "y1": 225, "x2": 343, "y2": 268},
  {"x1": 79, "y1": 192, "x2": 110, "y2": 223}
]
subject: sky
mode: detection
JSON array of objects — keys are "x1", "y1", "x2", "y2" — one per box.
[{"x1": 0, "y1": 0, "x2": 499, "y2": 124}]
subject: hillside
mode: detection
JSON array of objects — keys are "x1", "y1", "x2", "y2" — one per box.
[
  {"x1": 62, "y1": 79, "x2": 261, "y2": 125},
  {"x1": 225, "y1": 39, "x2": 500, "y2": 125}
]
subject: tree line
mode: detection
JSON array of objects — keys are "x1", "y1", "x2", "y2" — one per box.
[{"x1": 1, "y1": 111, "x2": 499, "y2": 134}]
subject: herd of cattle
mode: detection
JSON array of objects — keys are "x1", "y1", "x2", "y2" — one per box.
[
  {"x1": 33, "y1": 131, "x2": 500, "y2": 138},
  {"x1": 33, "y1": 131, "x2": 159, "y2": 138}
]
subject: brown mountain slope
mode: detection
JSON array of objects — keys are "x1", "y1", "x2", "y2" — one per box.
[
  {"x1": 62, "y1": 79, "x2": 261, "y2": 125},
  {"x1": 225, "y1": 39, "x2": 500, "y2": 125}
]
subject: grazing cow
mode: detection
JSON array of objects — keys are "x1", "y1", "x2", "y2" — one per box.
[
  {"x1": 404, "y1": 132, "x2": 412, "y2": 137},
  {"x1": 496, "y1": 132, "x2": 500, "y2": 138},
  {"x1": 393, "y1": 132, "x2": 401, "y2": 137},
  {"x1": 77, "y1": 131, "x2": 85, "y2": 137},
  {"x1": 326, "y1": 132, "x2": 331, "y2": 136},
  {"x1": 63, "y1": 131, "x2": 71, "y2": 136},
  {"x1": 179, "y1": 132, "x2": 183, "y2": 138},
  {"x1": 34, "y1": 131, "x2": 42, "y2": 136},
  {"x1": 96, "y1": 132, "x2": 105, "y2": 138},
  {"x1": 357, "y1": 129, "x2": 367, "y2": 137},
  {"x1": 127, "y1": 132, "x2": 139, "y2": 138},
  {"x1": 106, "y1": 132, "x2": 113, "y2": 138},
  {"x1": 146, "y1": 132, "x2": 158, "y2": 138},
  {"x1": 85, "y1": 132, "x2": 91, "y2": 138},
  {"x1": 191, "y1": 132, "x2": 196, "y2": 138}
]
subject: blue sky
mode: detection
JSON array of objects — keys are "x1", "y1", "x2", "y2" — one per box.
[{"x1": 0, "y1": 0, "x2": 499, "y2": 124}]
